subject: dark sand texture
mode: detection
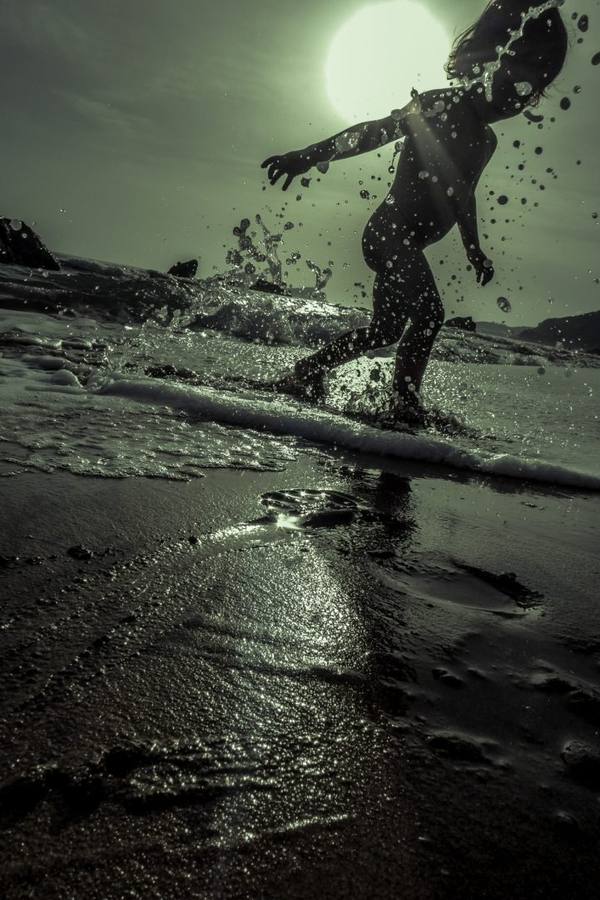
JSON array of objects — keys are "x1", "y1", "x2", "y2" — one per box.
[{"x1": 1, "y1": 456, "x2": 600, "y2": 899}]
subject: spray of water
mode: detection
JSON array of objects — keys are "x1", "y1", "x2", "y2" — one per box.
[
  {"x1": 458, "y1": 0, "x2": 566, "y2": 103},
  {"x1": 226, "y1": 215, "x2": 333, "y2": 299}
]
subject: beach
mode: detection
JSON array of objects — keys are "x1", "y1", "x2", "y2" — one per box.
[
  {"x1": 2, "y1": 0, "x2": 600, "y2": 892},
  {"x1": 1, "y1": 260, "x2": 600, "y2": 898},
  {"x1": 2, "y1": 454, "x2": 600, "y2": 899}
]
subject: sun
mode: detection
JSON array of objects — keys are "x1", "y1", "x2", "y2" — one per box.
[{"x1": 325, "y1": 1, "x2": 450, "y2": 122}]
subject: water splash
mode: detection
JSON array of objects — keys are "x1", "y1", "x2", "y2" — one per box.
[
  {"x1": 458, "y1": 0, "x2": 566, "y2": 103},
  {"x1": 227, "y1": 216, "x2": 283, "y2": 285},
  {"x1": 306, "y1": 259, "x2": 333, "y2": 295},
  {"x1": 225, "y1": 214, "x2": 333, "y2": 299}
]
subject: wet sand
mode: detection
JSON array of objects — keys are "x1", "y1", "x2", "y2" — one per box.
[{"x1": 1, "y1": 454, "x2": 600, "y2": 899}]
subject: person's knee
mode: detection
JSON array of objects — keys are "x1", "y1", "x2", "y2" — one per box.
[{"x1": 414, "y1": 293, "x2": 444, "y2": 335}]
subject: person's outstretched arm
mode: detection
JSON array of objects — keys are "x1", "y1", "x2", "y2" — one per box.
[{"x1": 261, "y1": 101, "x2": 414, "y2": 191}]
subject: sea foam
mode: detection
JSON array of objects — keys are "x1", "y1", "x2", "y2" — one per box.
[{"x1": 99, "y1": 376, "x2": 600, "y2": 490}]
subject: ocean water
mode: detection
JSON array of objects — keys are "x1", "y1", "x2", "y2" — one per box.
[{"x1": 0, "y1": 256, "x2": 598, "y2": 489}]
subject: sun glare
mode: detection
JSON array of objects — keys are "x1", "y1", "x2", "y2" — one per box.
[{"x1": 326, "y1": 0, "x2": 450, "y2": 122}]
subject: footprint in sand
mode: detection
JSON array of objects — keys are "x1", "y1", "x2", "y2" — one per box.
[{"x1": 372, "y1": 555, "x2": 543, "y2": 617}]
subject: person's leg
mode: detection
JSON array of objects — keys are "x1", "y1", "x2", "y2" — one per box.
[
  {"x1": 275, "y1": 206, "x2": 408, "y2": 398},
  {"x1": 292, "y1": 271, "x2": 408, "y2": 386},
  {"x1": 391, "y1": 251, "x2": 444, "y2": 409}
]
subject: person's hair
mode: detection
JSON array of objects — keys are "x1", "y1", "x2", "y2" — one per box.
[{"x1": 446, "y1": 0, "x2": 568, "y2": 106}]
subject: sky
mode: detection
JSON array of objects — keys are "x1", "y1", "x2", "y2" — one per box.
[{"x1": 0, "y1": 0, "x2": 599, "y2": 325}]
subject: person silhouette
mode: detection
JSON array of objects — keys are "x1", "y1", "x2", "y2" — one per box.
[{"x1": 261, "y1": 0, "x2": 568, "y2": 421}]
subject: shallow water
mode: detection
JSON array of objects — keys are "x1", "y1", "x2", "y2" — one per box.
[{"x1": 0, "y1": 258, "x2": 598, "y2": 488}]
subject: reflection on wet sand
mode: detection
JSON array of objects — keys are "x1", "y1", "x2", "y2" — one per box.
[{"x1": 1, "y1": 462, "x2": 600, "y2": 897}]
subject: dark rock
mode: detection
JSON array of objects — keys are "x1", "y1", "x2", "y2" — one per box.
[
  {"x1": 561, "y1": 740, "x2": 600, "y2": 790},
  {"x1": 168, "y1": 258, "x2": 198, "y2": 278},
  {"x1": 446, "y1": 316, "x2": 476, "y2": 332},
  {"x1": 251, "y1": 276, "x2": 288, "y2": 295},
  {"x1": 0, "y1": 218, "x2": 60, "y2": 270}
]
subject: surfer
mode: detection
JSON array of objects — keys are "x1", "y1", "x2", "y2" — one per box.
[{"x1": 261, "y1": 0, "x2": 567, "y2": 420}]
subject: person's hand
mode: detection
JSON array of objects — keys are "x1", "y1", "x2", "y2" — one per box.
[
  {"x1": 467, "y1": 247, "x2": 494, "y2": 286},
  {"x1": 261, "y1": 151, "x2": 312, "y2": 190}
]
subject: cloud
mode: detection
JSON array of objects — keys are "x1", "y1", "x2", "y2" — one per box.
[{"x1": 59, "y1": 91, "x2": 153, "y2": 138}]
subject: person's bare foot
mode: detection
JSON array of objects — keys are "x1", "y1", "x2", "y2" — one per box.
[
  {"x1": 387, "y1": 390, "x2": 427, "y2": 425},
  {"x1": 272, "y1": 371, "x2": 327, "y2": 402}
]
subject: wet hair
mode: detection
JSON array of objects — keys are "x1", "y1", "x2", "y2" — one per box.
[{"x1": 446, "y1": 1, "x2": 568, "y2": 105}]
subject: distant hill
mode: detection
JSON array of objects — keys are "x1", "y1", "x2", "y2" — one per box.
[
  {"x1": 476, "y1": 321, "x2": 526, "y2": 339},
  {"x1": 518, "y1": 311, "x2": 600, "y2": 353}
]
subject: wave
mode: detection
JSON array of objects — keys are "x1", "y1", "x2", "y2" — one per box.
[
  {"x1": 98, "y1": 376, "x2": 600, "y2": 491},
  {"x1": 1, "y1": 254, "x2": 597, "y2": 369}
]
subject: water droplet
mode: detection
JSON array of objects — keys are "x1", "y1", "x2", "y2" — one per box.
[
  {"x1": 515, "y1": 81, "x2": 533, "y2": 97},
  {"x1": 578, "y1": 15, "x2": 589, "y2": 33}
]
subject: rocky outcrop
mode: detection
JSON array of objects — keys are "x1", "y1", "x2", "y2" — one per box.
[
  {"x1": 251, "y1": 277, "x2": 289, "y2": 296},
  {"x1": 0, "y1": 218, "x2": 60, "y2": 270},
  {"x1": 446, "y1": 316, "x2": 476, "y2": 332},
  {"x1": 168, "y1": 259, "x2": 198, "y2": 278}
]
